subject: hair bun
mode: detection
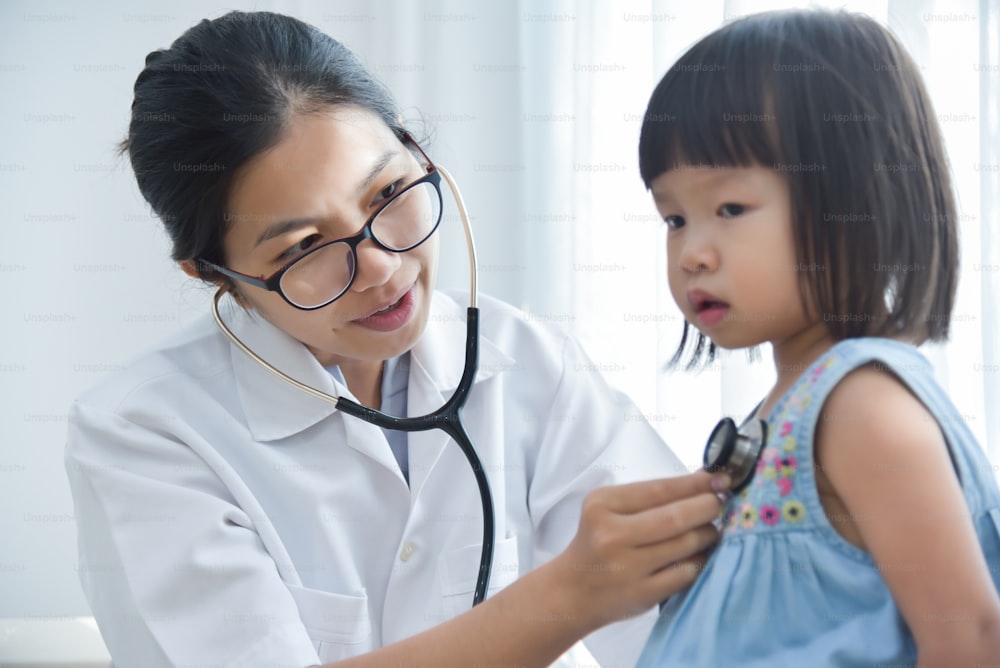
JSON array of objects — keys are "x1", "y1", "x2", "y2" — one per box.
[{"x1": 143, "y1": 49, "x2": 167, "y2": 67}]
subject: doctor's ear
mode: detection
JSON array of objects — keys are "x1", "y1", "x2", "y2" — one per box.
[
  {"x1": 179, "y1": 260, "x2": 201, "y2": 280},
  {"x1": 179, "y1": 260, "x2": 251, "y2": 308}
]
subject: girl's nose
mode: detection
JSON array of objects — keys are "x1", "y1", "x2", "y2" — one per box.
[{"x1": 677, "y1": 226, "x2": 720, "y2": 273}]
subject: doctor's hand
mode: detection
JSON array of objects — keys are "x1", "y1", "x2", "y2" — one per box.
[
  {"x1": 325, "y1": 471, "x2": 729, "y2": 668},
  {"x1": 550, "y1": 470, "x2": 729, "y2": 629}
]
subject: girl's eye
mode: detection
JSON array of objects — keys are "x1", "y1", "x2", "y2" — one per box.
[
  {"x1": 663, "y1": 215, "x2": 685, "y2": 230},
  {"x1": 279, "y1": 233, "x2": 322, "y2": 263},
  {"x1": 718, "y1": 203, "x2": 745, "y2": 219}
]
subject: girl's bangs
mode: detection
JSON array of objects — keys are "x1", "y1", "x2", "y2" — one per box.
[{"x1": 639, "y1": 29, "x2": 784, "y2": 185}]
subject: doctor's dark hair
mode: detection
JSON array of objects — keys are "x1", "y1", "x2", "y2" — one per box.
[
  {"x1": 638, "y1": 9, "x2": 958, "y2": 370},
  {"x1": 120, "y1": 11, "x2": 407, "y2": 285}
]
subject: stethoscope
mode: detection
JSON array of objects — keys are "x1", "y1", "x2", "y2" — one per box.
[
  {"x1": 211, "y1": 165, "x2": 496, "y2": 607},
  {"x1": 702, "y1": 414, "x2": 769, "y2": 494}
]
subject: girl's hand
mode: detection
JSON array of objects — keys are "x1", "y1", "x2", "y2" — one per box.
[{"x1": 550, "y1": 470, "x2": 729, "y2": 630}]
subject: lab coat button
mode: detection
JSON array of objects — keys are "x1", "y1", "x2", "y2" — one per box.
[{"x1": 399, "y1": 541, "x2": 416, "y2": 561}]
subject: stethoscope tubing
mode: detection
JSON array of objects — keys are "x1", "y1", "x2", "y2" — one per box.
[{"x1": 335, "y1": 308, "x2": 492, "y2": 603}]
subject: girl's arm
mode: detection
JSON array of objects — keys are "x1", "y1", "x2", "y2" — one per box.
[
  {"x1": 817, "y1": 367, "x2": 1000, "y2": 667},
  {"x1": 326, "y1": 472, "x2": 726, "y2": 668}
]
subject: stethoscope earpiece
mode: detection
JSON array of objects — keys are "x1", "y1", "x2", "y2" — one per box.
[{"x1": 703, "y1": 416, "x2": 768, "y2": 494}]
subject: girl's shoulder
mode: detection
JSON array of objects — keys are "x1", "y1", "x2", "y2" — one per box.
[
  {"x1": 767, "y1": 336, "x2": 967, "y2": 474},
  {"x1": 774, "y1": 336, "x2": 997, "y2": 512},
  {"x1": 725, "y1": 337, "x2": 950, "y2": 539},
  {"x1": 804, "y1": 336, "x2": 929, "y2": 383},
  {"x1": 772, "y1": 337, "x2": 933, "y2": 425}
]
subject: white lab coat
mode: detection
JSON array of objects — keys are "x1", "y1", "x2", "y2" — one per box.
[{"x1": 65, "y1": 291, "x2": 685, "y2": 667}]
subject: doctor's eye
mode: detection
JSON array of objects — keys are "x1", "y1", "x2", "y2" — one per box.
[
  {"x1": 663, "y1": 215, "x2": 685, "y2": 230},
  {"x1": 373, "y1": 179, "x2": 405, "y2": 206},
  {"x1": 718, "y1": 203, "x2": 746, "y2": 219},
  {"x1": 278, "y1": 234, "x2": 322, "y2": 264}
]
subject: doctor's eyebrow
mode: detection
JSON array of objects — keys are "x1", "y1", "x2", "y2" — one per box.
[
  {"x1": 253, "y1": 218, "x2": 320, "y2": 248},
  {"x1": 251, "y1": 149, "x2": 399, "y2": 248},
  {"x1": 355, "y1": 149, "x2": 398, "y2": 196}
]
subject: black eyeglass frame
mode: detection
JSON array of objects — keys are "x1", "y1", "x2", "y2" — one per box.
[{"x1": 199, "y1": 133, "x2": 442, "y2": 311}]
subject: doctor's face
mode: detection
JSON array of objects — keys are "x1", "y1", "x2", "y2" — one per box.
[{"x1": 220, "y1": 106, "x2": 440, "y2": 370}]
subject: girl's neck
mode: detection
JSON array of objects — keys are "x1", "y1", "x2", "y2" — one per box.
[{"x1": 757, "y1": 322, "x2": 835, "y2": 419}]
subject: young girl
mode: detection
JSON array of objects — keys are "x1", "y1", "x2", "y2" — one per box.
[{"x1": 634, "y1": 9, "x2": 1000, "y2": 667}]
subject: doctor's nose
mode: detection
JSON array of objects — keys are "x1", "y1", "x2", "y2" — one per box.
[{"x1": 349, "y1": 240, "x2": 402, "y2": 292}]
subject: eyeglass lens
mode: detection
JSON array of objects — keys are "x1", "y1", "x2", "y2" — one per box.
[{"x1": 279, "y1": 180, "x2": 442, "y2": 308}]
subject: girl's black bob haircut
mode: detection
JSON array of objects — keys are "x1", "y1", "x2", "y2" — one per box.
[{"x1": 638, "y1": 9, "x2": 958, "y2": 370}]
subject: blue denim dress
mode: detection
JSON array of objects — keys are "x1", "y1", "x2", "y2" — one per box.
[{"x1": 637, "y1": 338, "x2": 1000, "y2": 667}]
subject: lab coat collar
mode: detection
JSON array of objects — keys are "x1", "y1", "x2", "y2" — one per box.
[
  {"x1": 406, "y1": 292, "x2": 514, "y2": 496},
  {"x1": 224, "y1": 292, "x2": 514, "y2": 443},
  {"x1": 223, "y1": 297, "x2": 341, "y2": 442},
  {"x1": 409, "y1": 291, "x2": 514, "y2": 395}
]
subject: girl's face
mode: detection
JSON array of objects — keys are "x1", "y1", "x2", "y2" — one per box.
[
  {"x1": 219, "y1": 106, "x2": 439, "y2": 371},
  {"x1": 649, "y1": 165, "x2": 822, "y2": 355}
]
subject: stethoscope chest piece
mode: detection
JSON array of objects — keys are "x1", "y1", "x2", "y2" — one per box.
[{"x1": 703, "y1": 417, "x2": 768, "y2": 494}]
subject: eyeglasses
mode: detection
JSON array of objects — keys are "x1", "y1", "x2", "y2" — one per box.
[{"x1": 201, "y1": 135, "x2": 443, "y2": 310}]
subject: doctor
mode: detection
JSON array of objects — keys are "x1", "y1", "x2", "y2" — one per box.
[{"x1": 65, "y1": 11, "x2": 727, "y2": 667}]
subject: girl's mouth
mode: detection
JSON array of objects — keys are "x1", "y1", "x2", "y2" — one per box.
[
  {"x1": 688, "y1": 289, "x2": 731, "y2": 327},
  {"x1": 695, "y1": 302, "x2": 730, "y2": 327}
]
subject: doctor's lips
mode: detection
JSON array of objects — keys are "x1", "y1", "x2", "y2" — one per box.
[
  {"x1": 687, "y1": 289, "x2": 730, "y2": 327},
  {"x1": 353, "y1": 284, "x2": 416, "y2": 332}
]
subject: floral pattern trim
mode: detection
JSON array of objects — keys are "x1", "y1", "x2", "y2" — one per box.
[{"x1": 721, "y1": 354, "x2": 838, "y2": 533}]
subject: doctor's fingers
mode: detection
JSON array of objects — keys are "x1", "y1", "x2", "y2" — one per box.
[
  {"x1": 597, "y1": 470, "x2": 729, "y2": 515},
  {"x1": 625, "y1": 489, "x2": 724, "y2": 546},
  {"x1": 583, "y1": 531, "x2": 717, "y2": 619},
  {"x1": 567, "y1": 496, "x2": 719, "y2": 580},
  {"x1": 646, "y1": 552, "x2": 714, "y2": 602},
  {"x1": 637, "y1": 523, "x2": 720, "y2": 576}
]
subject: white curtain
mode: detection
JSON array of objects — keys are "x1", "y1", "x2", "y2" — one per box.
[
  {"x1": 2, "y1": 0, "x2": 996, "y2": 626},
  {"x1": 509, "y1": 0, "x2": 999, "y2": 470},
  {"x1": 978, "y1": 0, "x2": 1000, "y2": 463}
]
